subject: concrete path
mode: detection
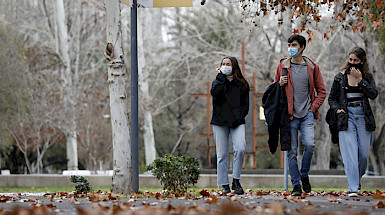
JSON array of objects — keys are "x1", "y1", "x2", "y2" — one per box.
[
  {"x1": 1, "y1": 174, "x2": 385, "y2": 188},
  {"x1": 0, "y1": 189, "x2": 384, "y2": 214}
]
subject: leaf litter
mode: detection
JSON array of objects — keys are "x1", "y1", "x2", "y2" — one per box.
[{"x1": 0, "y1": 189, "x2": 384, "y2": 214}]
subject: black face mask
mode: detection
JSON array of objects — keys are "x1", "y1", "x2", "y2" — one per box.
[{"x1": 346, "y1": 63, "x2": 363, "y2": 74}]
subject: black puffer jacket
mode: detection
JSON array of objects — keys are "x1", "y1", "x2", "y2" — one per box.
[
  {"x1": 328, "y1": 72, "x2": 378, "y2": 132},
  {"x1": 210, "y1": 73, "x2": 249, "y2": 128}
]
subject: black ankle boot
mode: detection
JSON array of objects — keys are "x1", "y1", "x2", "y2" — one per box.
[
  {"x1": 222, "y1": 184, "x2": 231, "y2": 194},
  {"x1": 231, "y1": 179, "x2": 244, "y2": 195},
  {"x1": 301, "y1": 176, "x2": 311, "y2": 193},
  {"x1": 291, "y1": 185, "x2": 302, "y2": 196}
]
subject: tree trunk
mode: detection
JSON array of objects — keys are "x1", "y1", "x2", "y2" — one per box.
[
  {"x1": 105, "y1": 0, "x2": 131, "y2": 194},
  {"x1": 138, "y1": 9, "x2": 161, "y2": 165},
  {"x1": 313, "y1": 32, "x2": 341, "y2": 170},
  {"x1": 55, "y1": 0, "x2": 78, "y2": 170}
]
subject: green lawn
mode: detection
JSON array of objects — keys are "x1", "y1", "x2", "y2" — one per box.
[{"x1": 0, "y1": 186, "x2": 383, "y2": 193}]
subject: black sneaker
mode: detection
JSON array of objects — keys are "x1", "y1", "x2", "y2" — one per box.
[
  {"x1": 291, "y1": 185, "x2": 302, "y2": 196},
  {"x1": 301, "y1": 176, "x2": 312, "y2": 193},
  {"x1": 222, "y1": 184, "x2": 231, "y2": 194},
  {"x1": 231, "y1": 179, "x2": 244, "y2": 195}
]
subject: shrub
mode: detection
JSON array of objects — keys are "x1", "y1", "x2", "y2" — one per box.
[
  {"x1": 146, "y1": 154, "x2": 201, "y2": 193},
  {"x1": 70, "y1": 175, "x2": 93, "y2": 194}
]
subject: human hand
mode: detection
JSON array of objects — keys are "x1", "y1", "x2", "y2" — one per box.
[
  {"x1": 350, "y1": 67, "x2": 362, "y2": 81},
  {"x1": 336, "y1": 109, "x2": 345, "y2": 114},
  {"x1": 279, "y1": 75, "x2": 288, "y2": 86}
]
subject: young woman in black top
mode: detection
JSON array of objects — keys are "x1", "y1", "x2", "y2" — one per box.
[
  {"x1": 328, "y1": 47, "x2": 378, "y2": 197},
  {"x1": 210, "y1": 57, "x2": 249, "y2": 195}
]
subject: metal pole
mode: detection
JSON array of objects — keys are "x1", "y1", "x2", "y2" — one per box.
[
  {"x1": 284, "y1": 151, "x2": 288, "y2": 191},
  {"x1": 131, "y1": 0, "x2": 139, "y2": 193}
]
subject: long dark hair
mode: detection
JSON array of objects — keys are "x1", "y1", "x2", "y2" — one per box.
[
  {"x1": 220, "y1": 57, "x2": 249, "y2": 90},
  {"x1": 340, "y1": 47, "x2": 372, "y2": 80}
]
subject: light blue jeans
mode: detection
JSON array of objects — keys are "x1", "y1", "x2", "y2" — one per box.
[
  {"x1": 288, "y1": 111, "x2": 315, "y2": 187},
  {"x1": 213, "y1": 124, "x2": 246, "y2": 186},
  {"x1": 339, "y1": 106, "x2": 373, "y2": 192}
]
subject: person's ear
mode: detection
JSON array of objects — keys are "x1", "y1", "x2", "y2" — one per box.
[{"x1": 299, "y1": 46, "x2": 304, "y2": 53}]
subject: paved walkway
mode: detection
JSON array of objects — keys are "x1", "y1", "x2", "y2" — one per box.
[{"x1": 0, "y1": 189, "x2": 384, "y2": 214}]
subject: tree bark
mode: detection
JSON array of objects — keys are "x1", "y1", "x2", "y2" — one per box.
[
  {"x1": 105, "y1": 0, "x2": 131, "y2": 194},
  {"x1": 138, "y1": 9, "x2": 158, "y2": 166},
  {"x1": 55, "y1": 0, "x2": 78, "y2": 170}
]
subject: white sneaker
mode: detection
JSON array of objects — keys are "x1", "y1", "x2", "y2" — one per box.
[{"x1": 348, "y1": 192, "x2": 358, "y2": 197}]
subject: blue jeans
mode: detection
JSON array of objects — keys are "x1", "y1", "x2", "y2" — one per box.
[
  {"x1": 288, "y1": 111, "x2": 315, "y2": 187},
  {"x1": 213, "y1": 124, "x2": 246, "y2": 186},
  {"x1": 339, "y1": 106, "x2": 373, "y2": 192}
]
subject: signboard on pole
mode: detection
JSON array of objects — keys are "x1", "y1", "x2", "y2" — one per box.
[{"x1": 122, "y1": 0, "x2": 192, "y2": 7}]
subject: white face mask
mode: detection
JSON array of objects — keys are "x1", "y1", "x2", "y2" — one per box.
[{"x1": 220, "y1": 65, "x2": 232, "y2": 75}]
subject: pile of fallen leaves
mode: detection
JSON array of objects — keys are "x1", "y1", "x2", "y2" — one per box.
[{"x1": 0, "y1": 189, "x2": 383, "y2": 214}]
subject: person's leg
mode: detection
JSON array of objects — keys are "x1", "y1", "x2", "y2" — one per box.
[
  {"x1": 230, "y1": 124, "x2": 246, "y2": 194},
  {"x1": 299, "y1": 111, "x2": 315, "y2": 177},
  {"x1": 338, "y1": 109, "x2": 359, "y2": 193},
  {"x1": 213, "y1": 125, "x2": 230, "y2": 186},
  {"x1": 288, "y1": 118, "x2": 301, "y2": 187},
  {"x1": 230, "y1": 124, "x2": 246, "y2": 180},
  {"x1": 354, "y1": 107, "x2": 373, "y2": 180}
]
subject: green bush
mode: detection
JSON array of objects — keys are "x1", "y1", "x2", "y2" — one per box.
[
  {"x1": 70, "y1": 175, "x2": 93, "y2": 194},
  {"x1": 146, "y1": 154, "x2": 201, "y2": 193}
]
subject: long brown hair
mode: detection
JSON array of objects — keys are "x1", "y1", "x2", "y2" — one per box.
[
  {"x1": 340, "y1": 47, "x2": 372, "y2": 80},
  {"x1": 220, "y1": 57, "x2": 249, "y2": 90}
]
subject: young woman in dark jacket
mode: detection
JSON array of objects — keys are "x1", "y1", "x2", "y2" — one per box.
[
  {"x1": 210, "y1": 57, "x2": 249, "y2": 195},
  {"x1": 328, "y1": 47, "x2": 378, "y2": 197}
]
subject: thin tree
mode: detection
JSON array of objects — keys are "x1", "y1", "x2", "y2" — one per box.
[
  {"x1": 105, "y1": 0, "x2": 131, "y2": 194},
  {"x1": 55, "y1": 0, "x2": 78, "y2": 170}
]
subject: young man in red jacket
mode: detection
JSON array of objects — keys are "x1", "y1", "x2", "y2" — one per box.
[{"x1": 274, "y1": 35, "x2": 326, "y2": 196}]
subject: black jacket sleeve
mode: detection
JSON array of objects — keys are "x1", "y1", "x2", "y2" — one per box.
[
  {"x1": 210, "y1": 73, "x2": 228, "y2": 97},
  {"x1": 328, "y1": 79, "x2": 342, "y2": 114},
  {"x1": 359, "y1": 77, "x2": 378, "y2": 100},
  {"x1": 242, "y1": 84, "x2": 250, "y2": 119}
]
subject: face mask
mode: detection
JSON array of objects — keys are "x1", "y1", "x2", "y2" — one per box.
[
  {"x1": 220, "y1": 65, "x2": 232, "y2": 75},
  {"x1": 288, "y1": 47, "x2": 300, "y2": 58},
  {"x1": 348, "y1": 63, "x2": 363, "y2": 71},
  {"x1": 346, "y1": 63, "x2": 363, "y2": 74}
]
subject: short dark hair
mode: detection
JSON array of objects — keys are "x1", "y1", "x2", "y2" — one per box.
[{"x1": 288, "y1": 35, "x2": 306, "y2": 51}]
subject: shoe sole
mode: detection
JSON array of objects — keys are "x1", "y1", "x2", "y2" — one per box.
[
  {"x1": 291, "y1": 192, "x2": 302, "y2": 196},
  {"x1": 348, "y1": 193, "x2": 358, "y2": 197}
]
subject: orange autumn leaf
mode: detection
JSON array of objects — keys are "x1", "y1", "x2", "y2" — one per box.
[
  {"x1": 377, "y1": 0, "x2": 385, "y2": 8},
  {"x1": 205, "y1": 195, "x2": 218, "y2": 204},
  {"x1": 352, "y1": 25, "x2": 359, "y2": 32},
  {"x1": 373, "y1": 201, "x2": 385, "y2": 209},
  {"x1": 372, "y1": 19, "x2": 384, "y2": 30},
  {"x1": 50, "y1": 193, "x2": 55, "y2": 202},
  {"x1": 370, "y1": 193, "x2": 385, "y2": 200},
  {"x1": 199, "y1": 190, "x2": 210, "y2": 197},
  {"x1": 46, "y1": 203, "x2": 56, "y2": 208},
  {"x1": 27, "y1": 197, "x2": 36, "y2": 202},
  {"x1": 293, "y1": 29, "x2": 299, "y2": 34}
]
